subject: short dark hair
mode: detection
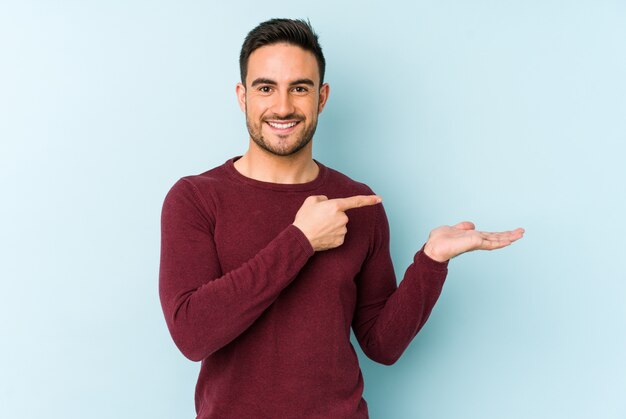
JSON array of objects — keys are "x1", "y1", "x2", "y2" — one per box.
[{"x1": 239, "y1": 18, "x2": 326, "y2": 86}]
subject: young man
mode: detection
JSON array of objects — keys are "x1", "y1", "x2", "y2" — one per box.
[{"x1": 159, "y1": 19, "x2": 524, "y2": 419}]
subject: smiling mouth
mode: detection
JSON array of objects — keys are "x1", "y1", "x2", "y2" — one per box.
[{"x1": 266, "y1": 121, "x2": 299, "y2": 130}]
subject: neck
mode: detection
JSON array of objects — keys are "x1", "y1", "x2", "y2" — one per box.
[{"x1": 234, "y1": 142, "x2": 319, "y2": 184}]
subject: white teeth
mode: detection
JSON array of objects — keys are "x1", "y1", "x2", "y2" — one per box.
[{"x1": 268, "y1": 121, "x2": 297, "y2": 129}]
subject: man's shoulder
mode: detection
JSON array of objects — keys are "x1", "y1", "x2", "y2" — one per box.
[
  {"x1": 174, "y1": 159, "x2": 232, "y2": 191},
  {"x1": 163, "y1": 159, "x2": 232, "y2": 209},
  {"x1": 167, "y1": 158, "x2": 377, "y2": 198}
]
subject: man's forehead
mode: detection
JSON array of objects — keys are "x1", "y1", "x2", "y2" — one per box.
[{"x1": 246, "y1": 43, "x2": 320, "y2": 85}]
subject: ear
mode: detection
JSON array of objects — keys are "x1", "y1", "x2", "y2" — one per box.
[
  {"x1": 236, "y1": 82, "x2": 246, "y2": 112},
  {"x1": 317, "y1": 83, "x2": 330, "y2": 114}
]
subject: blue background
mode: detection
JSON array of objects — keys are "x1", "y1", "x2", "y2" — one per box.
[{"x1": 1, "y1": 1, "x2": 625, "y2": 418}]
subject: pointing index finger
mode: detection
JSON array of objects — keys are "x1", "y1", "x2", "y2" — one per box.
[{"x1": 332, "y1": 195, "x2": 382, "y2": 211}]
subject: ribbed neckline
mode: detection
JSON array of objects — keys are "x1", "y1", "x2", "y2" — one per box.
[{"x1": 223, "y1": 156, "x2": 329, "y2": 192}]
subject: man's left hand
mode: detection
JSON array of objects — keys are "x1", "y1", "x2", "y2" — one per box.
[{"x1": 424, "y1": 221, "x2": 525, "y2": 263}]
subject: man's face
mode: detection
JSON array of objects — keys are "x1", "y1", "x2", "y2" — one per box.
[{"x1": 236, "y1": 43, "x2": 329, "y2": 157}]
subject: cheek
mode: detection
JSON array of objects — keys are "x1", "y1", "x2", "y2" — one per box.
[
  {"x1": 297, "y1": 97, "x2": 320, "y2": 115},
  {"x1": 246, "y1": 97, "x2": 269, "y2": 116},
  {"x1": 244, "y1": 105, "x2": 261, "y2": 121}
]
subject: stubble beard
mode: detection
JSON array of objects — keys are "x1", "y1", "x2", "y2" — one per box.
[{"x1": 245, "y1": 108, "x2": 319, "y2": 157}]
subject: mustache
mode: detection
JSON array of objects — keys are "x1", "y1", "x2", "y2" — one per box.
[{"x1": 263, "y1": 113, "x2": 305, "y2": 122}]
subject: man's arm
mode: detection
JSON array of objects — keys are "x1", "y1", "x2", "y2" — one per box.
[
  {"x1": 351, "y1": 204, "x2": 448, "y2": 365},
  {"x1": 159, "y1": 179, "x2": 314, "y2": 361},
  {"x1": 351, "y1": 205, "x2": 524, "y2": 365},
  {"x1": 159, "y1": 180, "x2": 382, "y2": 362}
]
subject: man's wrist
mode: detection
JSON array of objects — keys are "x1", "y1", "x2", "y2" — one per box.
[
  {"x1": 424, "y1": 241, "x2": 449, "y2": 263},
  {"x1": 291, "y1": 223, "x2": 317, "y2": 251}
]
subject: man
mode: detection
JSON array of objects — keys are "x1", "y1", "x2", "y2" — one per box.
[{"x1": 159, "y1": 18, "x2": 524, "y2": 419}]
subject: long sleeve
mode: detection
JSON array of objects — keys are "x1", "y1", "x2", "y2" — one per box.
[
  {"x1": 159, "y1": 179, "x2": 314, "y2": 361},
  {"x1": 351, "y1": 203, "x2": 448, "y2": 365}
]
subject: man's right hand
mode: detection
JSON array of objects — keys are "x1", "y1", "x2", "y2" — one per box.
[{"x1": 293, "y1": 195, "x2": 382, "y2": 251}]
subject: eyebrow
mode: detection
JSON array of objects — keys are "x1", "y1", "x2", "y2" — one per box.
[
  {"x1": 250, "y1": 78, "x2": 316, "y2": 87},
  {"x1": 251, "y1": 78, "x2": 276, "y2": 87},
  {"x1": 289, "y1": 78, "x2": 315, "y2": 87}
]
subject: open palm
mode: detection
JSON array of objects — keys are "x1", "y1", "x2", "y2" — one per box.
[{"x1": 424, "y1": 221, "x2": 525, "y2": 262}]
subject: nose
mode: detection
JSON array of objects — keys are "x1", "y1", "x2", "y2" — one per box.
[{"x1": 271, "y1": 90, "x2": 296, "y2": 117}]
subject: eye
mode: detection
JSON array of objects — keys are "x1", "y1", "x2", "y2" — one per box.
[
  {"x1": 258, "y1": 86, "x2": 273, "y2": 93},
  {"x1": 292, "y1": 86, "x2": 309, "y2": 94}
]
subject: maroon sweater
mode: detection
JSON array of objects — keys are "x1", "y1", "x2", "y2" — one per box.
[{"x1": 159, "y1": 158, "x2": 448, "y2": 418}]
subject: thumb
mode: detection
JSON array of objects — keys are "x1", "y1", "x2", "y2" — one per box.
[{"x1": 452, "y1": 221, "x2": 475, "y2": 230}]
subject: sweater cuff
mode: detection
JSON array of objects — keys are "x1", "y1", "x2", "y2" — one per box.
[
  {"x1": 286, "y1": 224, "x2": 315, "y2": 257},
  {"x1": 417, "y1": 244, "x2": 449, "y2": 270}
]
